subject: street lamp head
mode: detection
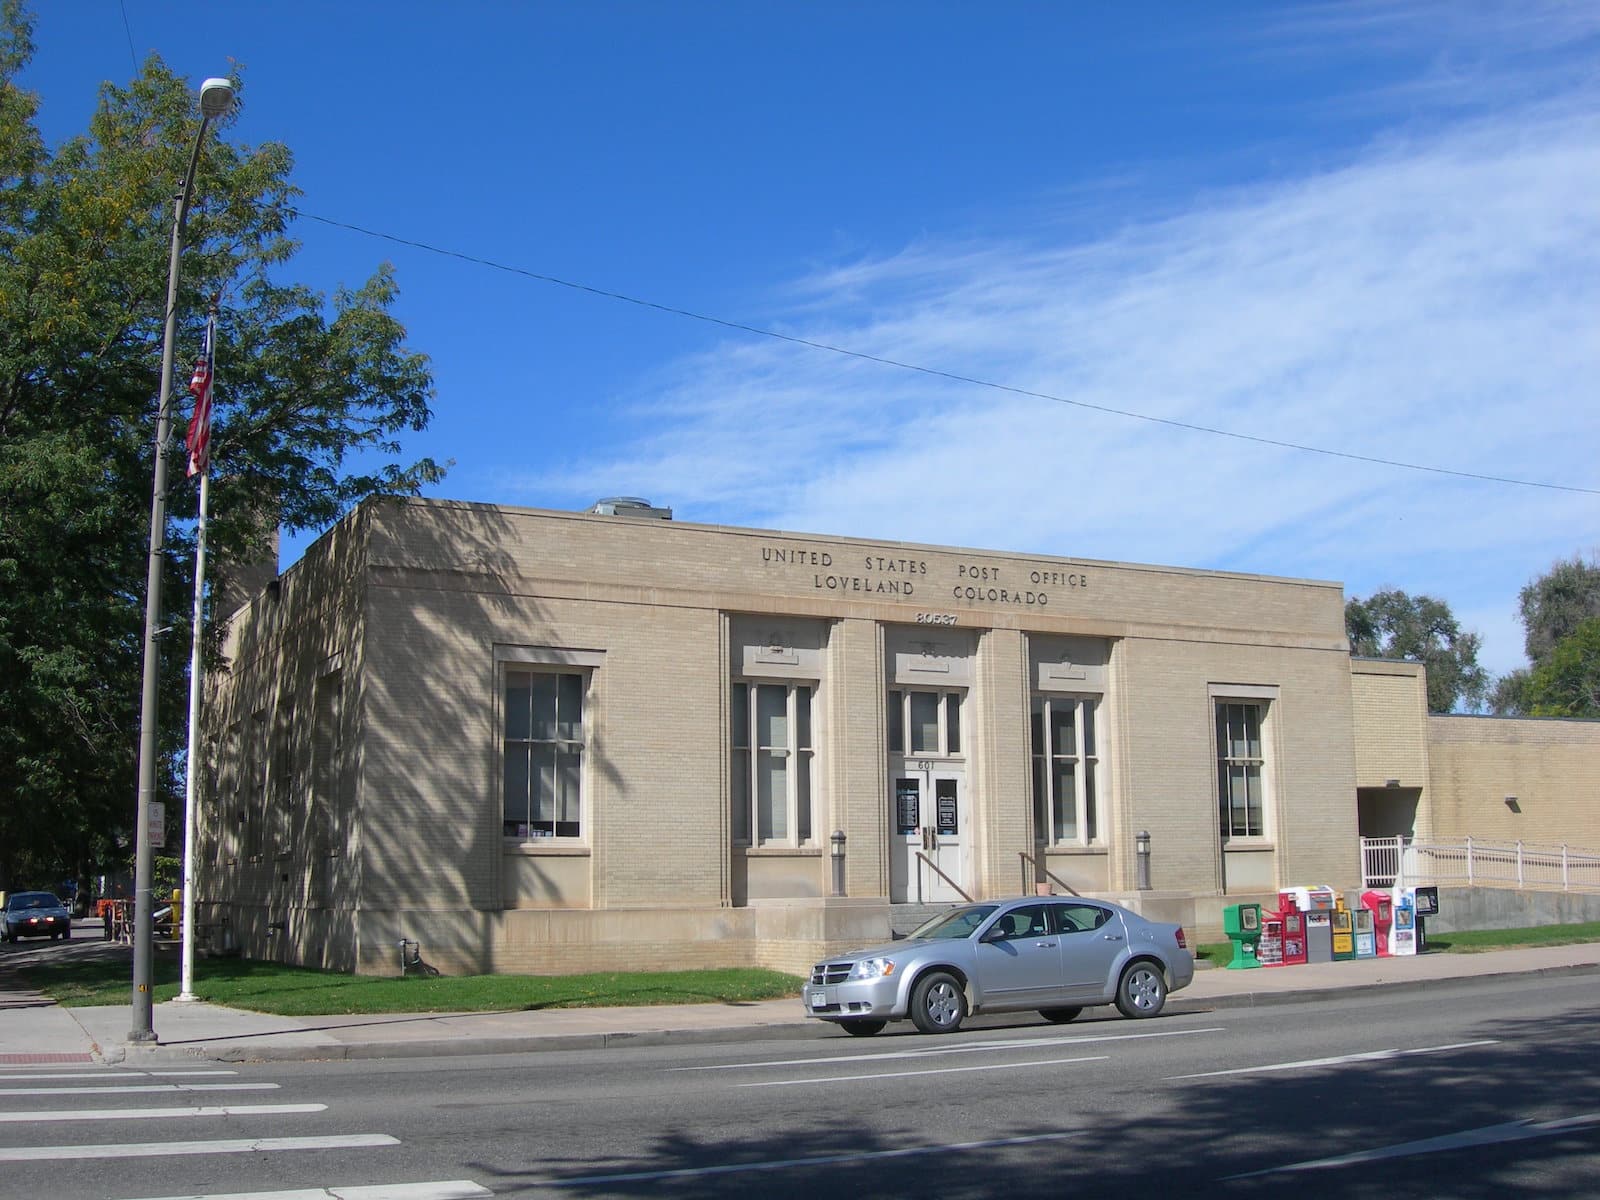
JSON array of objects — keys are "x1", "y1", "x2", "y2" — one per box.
[{"x1": 198, "y1": 78, "x2": 235, "y2": 119}]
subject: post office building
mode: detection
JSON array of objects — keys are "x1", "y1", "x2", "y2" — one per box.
[{"x1": 199, "y1": 496, "x2": 1370, "y2": 975}]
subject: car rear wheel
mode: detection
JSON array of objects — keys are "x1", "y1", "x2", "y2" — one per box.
[
  {"x1": 910, "y1": 971, "x2": 967, "y2": 1034},
  {"x1": 1115, "y1": 961, "x2": 1168, "y2": 1018},
  {"x1": 1038, "y1": 1006, "x2": 1083, "y2": 1024},
  {"x1": 840, "y1": 1019, "x2": 887, "y2": 1037}
]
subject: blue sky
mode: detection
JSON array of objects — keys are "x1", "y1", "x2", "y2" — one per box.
[{"x1": 20, "y1": 1, "x2": 1600, "y2": 683}]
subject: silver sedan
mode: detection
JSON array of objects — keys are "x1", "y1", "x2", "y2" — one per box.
[
  {"x1": 802, "y1": 896, "x2": 1194, "y2": 1036},
  {"x1": 1, "y1": 891, "x2": 73, "y2": 943}
]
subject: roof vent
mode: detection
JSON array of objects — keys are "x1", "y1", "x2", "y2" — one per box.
[{"x1": 588, "y1": 497, "x2": 673, "y2": 520}]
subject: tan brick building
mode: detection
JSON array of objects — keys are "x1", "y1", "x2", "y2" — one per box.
[{"x1": 195, "y1": 498, "x2": 1591, "y2": 976}]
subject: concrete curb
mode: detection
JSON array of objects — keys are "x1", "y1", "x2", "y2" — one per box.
[{"x1": 118, "y1": 1022, "x2": 834, "y2": 1064}]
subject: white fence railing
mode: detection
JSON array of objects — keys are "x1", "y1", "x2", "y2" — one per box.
[{"x1": 1361, "y1": 836, "x2": 1600, "y2": 893}]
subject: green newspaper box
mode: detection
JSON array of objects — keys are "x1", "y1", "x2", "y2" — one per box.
[{"x1": 1222, "y1": 902, "x2": 1263, "y2": 969}]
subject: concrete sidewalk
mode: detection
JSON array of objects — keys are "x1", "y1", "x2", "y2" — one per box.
[{"x1": 3, "y1": 939, "x2": 1596, "y2": 1066}]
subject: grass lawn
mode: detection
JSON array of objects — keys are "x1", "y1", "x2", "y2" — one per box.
[
  {"x1": 21, "y1": 956, "x2": 804, "y2": 1016},
  {"x1": 1422, "y1": 921, "x2": 1600, "y2": 952}
]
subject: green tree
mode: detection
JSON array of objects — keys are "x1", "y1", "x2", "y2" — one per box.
[
  {"x1": 1517, "y1": 554, "x2": 1600, "y2": 664},
  {"x1": 0, "y1": 3, "x2": 445, "y2": 890},
  {"x1": 1520, "y1": 617, "x2": 1600, "y2": 718},
  {"x1": 1491, "y1": 554, "x2": 1600, "y2": 715},
  {"x1": 1346, "y1": 588, "x2": 1489, "y2": 714}
]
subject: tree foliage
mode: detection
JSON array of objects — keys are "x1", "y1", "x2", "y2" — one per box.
[
  {"x1": 1346, "y1": 588, "x2": 1488, "y2": 714},
  {"x1": 1517, "y1": 554, "x2": 1600, "y2": 665},
  {"x1": 1493, "y1": 554, "x2": 1600, "y2": 716},
  {"x1": 0, "y1": 3, "x2": 445, "y2": 889},
  {"x1": 1521, "y1": 617, "x2": 1600, "y2": 718}
]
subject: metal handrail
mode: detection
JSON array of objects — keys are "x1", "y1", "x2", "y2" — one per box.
[
  {"x1": 914, "y1": 851, "x2": 974, "y2": 902},
  {"x1": 1019, "y1": 850, "x2": 1082, "y2": 897},
  {"x1": 1361, "y1": 835, "x2": 1600, "y2": 893}
]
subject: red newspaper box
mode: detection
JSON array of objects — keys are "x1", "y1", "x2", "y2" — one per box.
[
  {"x1": 1279, "y1": 907, "x2": 1308, "y2": 966},
  {"x1": 1361, "y1": 889, "x2": 1394, "y2": 957}
]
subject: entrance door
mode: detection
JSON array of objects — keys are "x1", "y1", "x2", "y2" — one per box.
[{"x1": 889, "y1": 761, "x2": 969, "y2": 903}]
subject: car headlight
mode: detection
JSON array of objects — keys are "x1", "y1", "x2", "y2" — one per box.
[{"x1": 849, "y1": 957, "x2": 895, "y2": 980}]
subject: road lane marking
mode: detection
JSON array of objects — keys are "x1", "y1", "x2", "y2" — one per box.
[
  {"x1": 532, "y1": 1130, "x2": 1087, "y2": 1187},
  {"x1": 736, "y1": 1053, "x2": 1108, "y2": 1087},
  {"x1": 676, "y1": 1025, "x2": 1226, "y2": 1071},
  {"x1": 1168, "y1": 1039, "x2": 1499, "y2": 1080},
  {"x1": 0, "y1": 1082, "x2": 278, "y2": 1096},
  {"x1": 118, "y1": 1182, "x2": 493, "y2": 1200},
  {"x1": 0, "y1": 1134, "x2": 400, "y2": 1162},
  {"x1": 0, "y1": 1103, "x2": 326, "y2": 1123},
  {"x1": 0, "y1": 1070, "x2": 237, "y2": 1081},
  {"x1": 1223, "y1": 1111, "x2": 1600, "y2": 1178}
]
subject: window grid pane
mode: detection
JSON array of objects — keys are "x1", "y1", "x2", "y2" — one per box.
[
  {"x1": 731, "y1": 684, "x2": 749, "y2": 749},
  {"x1": 505, "y1": 676, "x2": 532, "y2": 740},
  {"x1": 910, "y1": 692, "x2": 939, "y2": 754},
  {"x1": 796, "y1": 686, "x2": 812, "y2": 750},
  {"x1": 1085, "y1": 760, "x2": 1098, "y2": 842},
  {"x1": 530, "y1": 674, "x2": 558, "y2": 741},
  {"x1": 1053, "y1": 760, "x2": 1078, "y2": 841},
  {"x1": 757, "y1": 751, "x2": 788, "y2": 841},
  {"x1": 1031, "y1": 755, "x2": 1048, "y2": 841},
  {"x1": 796, "y1": 750, "x2": 812, "y2": 843},
  {"x1": 731, "y1": 748, "x2": 751, "y2": 842}
]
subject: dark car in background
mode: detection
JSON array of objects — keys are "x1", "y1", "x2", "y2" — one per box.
[
  {"x1": 802, "y1": 895, "x2": 1194, "y2": 1036},
  {"x1": 1, "y1": 891, "x2": 73, "y2": 943}
]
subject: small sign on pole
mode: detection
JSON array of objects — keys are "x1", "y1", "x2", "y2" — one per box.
[{"x1": 147, "y1": 801, "x2": 166, "y2": 850}]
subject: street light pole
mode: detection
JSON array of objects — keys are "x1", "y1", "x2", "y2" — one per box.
[{"x1": 130, "y1": 77, "x2": 235, "y2": 1045}]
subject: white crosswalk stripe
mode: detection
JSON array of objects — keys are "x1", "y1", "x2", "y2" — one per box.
[
  {"x1": 0, "y1": 1066, "x2": 495, "y2": 1196},
  {"x1": 0, "y1": 1103, "x2": 326, "y2": 1123},
  {"x1": 0, "y1": 1133, "x2": 401, "y2": 1161},
  {"x1": 0, "y1": 1075, "x2": 236, "y2": 1088},
  {"x1": 120, "y1": 1182, "x2": 493, "y2": 1200},
  {"x1": 0, "y1": 1081, "x2": 277, "y2": 1096}
]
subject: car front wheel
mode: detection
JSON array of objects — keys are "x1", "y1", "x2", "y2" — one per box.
[
  {"x1": 910, "y1": 971, "x2": 967, "y2": 1034},
  {"x1": 1115, "y1": 961, "x2": 1168, "y2": 1018}
]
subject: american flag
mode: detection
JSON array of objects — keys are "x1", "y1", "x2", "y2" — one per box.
[{"x1": 184, "y1": 318, "x2": 214, "y2": 478}]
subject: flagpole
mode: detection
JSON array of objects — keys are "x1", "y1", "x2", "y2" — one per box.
[{"x1": 176, "y1": 306, "x2": 216, "y2": 1004}]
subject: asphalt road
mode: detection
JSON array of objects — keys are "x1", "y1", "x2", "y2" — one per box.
[{"x1": 2, "y1": 971, "x2": 1596, "y2": 1199}]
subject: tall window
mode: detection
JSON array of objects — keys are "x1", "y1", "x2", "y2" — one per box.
[
  {"x1": 504, "y1": 669, "x2": 586, "y2": 840},
  {"x1": 886, "y1": 689, "x2": 963, "y2": 757},
  {"x1": 1030, "y1": 696, "x2": 1099, "y2": 845},
  {"x1": 1217, "y1": 701, "x2": 1267, "y2": 838},
  {"x1": 731, "y1": 682, "x2": 815, "y2": 846}
]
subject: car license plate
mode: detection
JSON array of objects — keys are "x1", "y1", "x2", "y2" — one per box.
[{"x1": 809, "y1": 990, "x2": 827, "y2": 1009}]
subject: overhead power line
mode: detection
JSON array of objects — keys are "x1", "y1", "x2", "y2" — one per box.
[{"x1": 286, "y1": 206, "x2": 1599, "y2": 498}]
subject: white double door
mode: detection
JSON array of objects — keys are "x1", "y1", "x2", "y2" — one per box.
[{"x1": 889, "y1": 759, "x2": 970, "y2": 903}]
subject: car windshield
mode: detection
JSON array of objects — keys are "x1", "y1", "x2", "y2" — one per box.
[
  {"x1": 9, "y1": 893, "x2": 57, "y2": 910},
  {"x1": 905, "y1": 905, "x2": 998, "y2": 940}
]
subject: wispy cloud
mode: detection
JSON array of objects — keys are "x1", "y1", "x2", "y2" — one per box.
[{"x1": 522, "y1": 15, "x2": 1600, "y2": 678}]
